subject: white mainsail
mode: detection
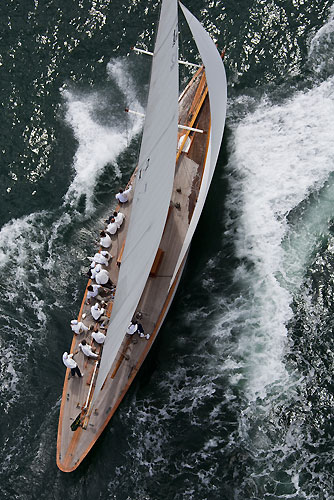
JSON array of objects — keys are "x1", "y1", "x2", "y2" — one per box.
[
  {"x1": 93, "y1": 0, "x2": 179, "y2": 401},
  {"x1": 169, "y1": 2, "x2": 227, "y2": 288}
]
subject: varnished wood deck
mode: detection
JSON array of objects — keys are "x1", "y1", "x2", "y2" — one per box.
[{"x1": 57, "y1": 67, "x2": 211, "y2": 472}]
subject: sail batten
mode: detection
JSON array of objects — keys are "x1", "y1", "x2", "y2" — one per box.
[{"x1": 92, "y1": 0, "x2": 179, "y2": 402}]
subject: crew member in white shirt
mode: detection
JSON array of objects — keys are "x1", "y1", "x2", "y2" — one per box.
[
  {"x1": 99, "y1": 230, "x2": 112, "y2": 248},
  {"x1": 126, "y1": 321, "x2": 150, "y2": 340},
  {"x1": 90, "y1": 263, "x2": 102, "y2": 280},
  {"x1": 95, "y1": 267, "x2": 114, "y2": 289},
  {"x1": 91, "y1": 302, "x2": 107, "y2": 322},
  {"x1": 86, "y1": 284, "x2": 103, "y2": 303},
  {"x1": 88, "y1": 251, "x2": 112, "y2": 267},
  {"x1": 115, "y1": 185, "x2": 132, "y2": 203},
  {"x1": 62, "y1": 351, "x2": 83, "y2": 378},
  {"x1": 79, "y1": 339, "x2": 99, "y2": 359},
  {"x1": 71, "y1": 319, "x2": 89, "y2": 335},
  {"x1": 113, "y1": 211, "x2": 125, "y2": 229},
  {"x1": 107, "y1": 218, "x2": 118, "y2": 235},
  {"x1": 92, "y1": 328, "x2": 106, "y2": 344},
  {"x1": 126, "y1": 322, "x2": 138, "y2": 335}
]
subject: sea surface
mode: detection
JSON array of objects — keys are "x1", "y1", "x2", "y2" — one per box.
[{"x1": 0, "y1": 0, "x2": 333, "y2": 499}]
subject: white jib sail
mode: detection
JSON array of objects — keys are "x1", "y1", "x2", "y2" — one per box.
[
  {"x1": 169, "y1": 2, "x2": 227, "y2": 288},
  {"x1": 93, "y1": 0, "x2": 179, "y2": 401}
]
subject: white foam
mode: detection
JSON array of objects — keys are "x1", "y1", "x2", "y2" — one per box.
[
  {"x1": 0, "y1": 209, "x2": 78, "y2": 407},
  {"x1": 0, "y1": 60, "x2": 146, "y2": 409},
  {"x1": 107, "y1": 58, "x2": 144, "y2": 116},
  {"x1": 308, "y1": 5, "x2": 334, "y2": 75},
  {"x1": 281, "y1": 175, "x2": 334, "y2": 292},
  {"x1": 225, "y1": 76, "x2": 334, "y2": 401},
  {"x1": 63, "y1": 58, "x2": 143, "y2": 213},
  {"x1": 0, "y1": 348, "x2": 20, "y2": 404}
]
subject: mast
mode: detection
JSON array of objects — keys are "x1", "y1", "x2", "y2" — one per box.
[
  {"x1": 92, "y1": 0, "x2": 179, "y2": 403},
  {"x1": 57, "y1": 1, "x2": 228, "y2": 472}
]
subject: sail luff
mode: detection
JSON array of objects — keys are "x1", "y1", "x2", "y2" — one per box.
[{"x1": 92, "y1": 0, "x2": 179, "y2": 403}]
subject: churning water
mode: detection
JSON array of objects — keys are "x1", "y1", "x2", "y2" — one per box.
[{"x1": 0, "y1": 1, "x2": 333, "y2": 499}]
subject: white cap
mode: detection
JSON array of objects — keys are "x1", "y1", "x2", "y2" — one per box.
[{"x1": 71, "y1": 320, "x2": 78, "y2": 325}]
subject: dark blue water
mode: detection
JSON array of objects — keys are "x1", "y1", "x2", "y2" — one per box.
[{"x1": 0, "y1": 1, "x2": 334, "y2": 498}]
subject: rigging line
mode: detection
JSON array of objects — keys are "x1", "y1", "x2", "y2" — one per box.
[
  {"x1": 123, "y1": 71, "x2": 132, "y2": 147},
  {"x1": 125, "y1": 100, "x2": 129, "y2": 147},
  {"x1": 179, "y1": 14, "x2": 185, "y2": 84}
]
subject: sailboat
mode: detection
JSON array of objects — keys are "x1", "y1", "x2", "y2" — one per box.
[{"x1": 57, "y1": 0, "x2": 227, "y2": 472}]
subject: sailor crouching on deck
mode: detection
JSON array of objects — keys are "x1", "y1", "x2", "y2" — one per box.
[
  {"x1": 92, "y1": 326, "x2": 106, "y2": 344},
  {"x1": 126, "y1": 321, "x2": 138, "y2": 336},
  {"x1": 62, "y1": 352, "x2": 83, "y2": 378},
  {"x1": 106, "y1": 211, "x2": 125, "y2": 228},
  {"x1": 86, "y1": 284, "x2": 103, "y2": 304},
  {"x1": 106, "y1": 218, "x2": 118, "y2": 235},
  {"x1": 88, "y1": 250, "x2": 112, "y2": 267},
  {"x1": 99, "y1": 230, "x2": 112, "y2": 249},
  {"x1": 114, "y1": 211, "x2": 125, "y2": 228},
  {"x1": 91, "y1": 302, "x2": 108, "y2": 323},
  {"x1": 126, "y1": 321, "x2": 150, "y2": 340},
  {"x1": 71, "y1": 319, "x2": 89, "y2": 335},
  {"x1": 86, "y1": 262, "x2": 100, "y2": 280},
  {"x1": 115, "y1": 185, "x2": 132, "y2": 204},
  {"x1": 79, "y1": 339, "x2": 99, "y2": 359},
  {"x1": 95, "y1": 266, "x2": 114, "y2": 289}
]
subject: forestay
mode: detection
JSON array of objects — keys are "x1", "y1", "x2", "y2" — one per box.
[
  {"x1": 169, "y1": 2, "x2": 227, "y2": 288},
  {"x1": 92, "y1": 0, "x2": 179, "y2": 401}
]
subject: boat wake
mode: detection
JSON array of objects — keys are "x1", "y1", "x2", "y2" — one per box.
[
  {"x1": 1, "y1": 6, "x2": 334, "y2": 497},
  {"x1": 225, "y1": 74, "x2": 334, "y2": 399},
  {"x1": 104, "y1": 26, "x2": 334, "y2": 500},
  {"x1": 63, "y1": 58, "x2": 143, "y2": 212},
  {"x1": 0, "y1": 59, "x2": 142, "y2": 416},
  {"x1": 308, "y1": 5, "x2": 334, "y2": 78}
]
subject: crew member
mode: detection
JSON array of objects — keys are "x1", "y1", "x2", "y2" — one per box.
[
  {"x1": 92, "y1": 328, "x2": 106, "y2": 344},
  {"x1": 79, "y1": 339, "x2": 99, "y2": 359},
  {"x1": 107, "y1": 218, "x2": 118, "y2": 235},
  {"x1": 62, "y1": 351, "x2": 83, "y2": 378},
  {"x1": 113, "y1": 211, "x2": 125, "y2": 228},
  {"x1": 91, "y1": 302, "x2": 107, "y2": 322},
  {"x1": 116, "y1": 185, "x2": 132, "y2": 203},
  {"x1": 71, "y1": 319, "x2": 89, "y2": 335},
  {"x1": 99, "y1": 230, "x2": 112, "y2": 248}
]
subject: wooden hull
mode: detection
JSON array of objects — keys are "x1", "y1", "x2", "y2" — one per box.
[{"x1": 57, "y1": 67, "x2": 211, "y2": 472}]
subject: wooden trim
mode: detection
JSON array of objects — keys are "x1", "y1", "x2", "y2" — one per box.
[
  {"x1": 176, "y1": 71, "x2": 208, "y2": 163},
  {"x1": 61, "y1": 426, "x2": 84, "y2": 471},
  {"x1": 110, "y1": 337, "x2": 132, "y2": 378},
  {"x1": 149, "y1": 248, "x2": 164, "y2": 277},
  {"x1": 116, "y1": 240, "x2": 126, "y2": 266},
  {"x1": 196, "y1": 114, "x2": 211, "y2": 203},
  {"x1": 57, "y1": 255, "x2": 187, "y2": 472},
  {"x1": 56, "y1": 276, "x2": 91, "y2": 468},
  {"x1": 57, "y1": 69, "x2": 211, "y2": 473}
]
